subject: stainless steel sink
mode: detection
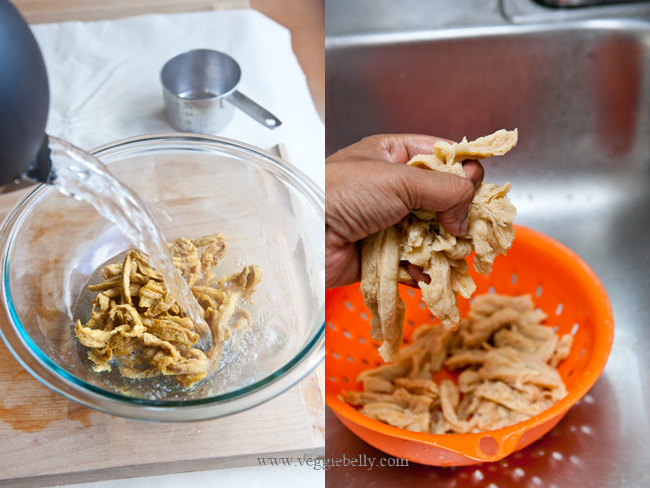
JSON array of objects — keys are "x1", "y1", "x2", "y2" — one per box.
[{"x1": 327, "y1": 20, "x2": 650, "y2": 487}]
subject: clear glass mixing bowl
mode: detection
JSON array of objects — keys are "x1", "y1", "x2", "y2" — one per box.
[{"x1": 0, "y1": 134, "x2": 324, "y2": 421}]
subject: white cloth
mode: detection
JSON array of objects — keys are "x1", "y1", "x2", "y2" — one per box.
[
  {"x1": 31, "y1": 9, "x2": 324, "y2": 188},
  {"x1": 52, "y1": 464, "x2": 323, "y2": 488}
]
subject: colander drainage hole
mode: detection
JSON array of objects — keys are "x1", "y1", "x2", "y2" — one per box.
[
  {"x1": 407, "y1": 288, "x2": 415, "y2": 297},
  {"x1": 360, "y1": 312, "x2": 369, "y2": 321},
  {"x1": 347, "y1": 356, "x2": 354, "y2": 362},
  {"x1": 329, "y1": 376, "x2": 337, "y2": 382},
  {"x1": 332, "y1": 352, "x2": 340, "y2": 359},
  {"x1": 571, "y1": 323, "x2": 579, "y2": 335},
  {"x1": 342, "y1": 377, "x2": 349, "y2": 382},
  {"x1": 343, "y1": 331, "x2": 352, "y2": 338},
  {"x1": 511, "y1": 273, "x2": 517, "y2": 285},
  {"x1": 579, "y1": 348, "x2": 586, "y2": 358},
  {"x1": 553, "y1": 325, "x2": 559, "y2": 333},
  {"x1": 345, "y1": 301, "x2": 353, "y2": 311},
  {"x1": 480, "y1": 435, "x2": 498, "y2": 456},
  {"x1": 536, "y1": 285, "x2": 543, "y2": 297},
  {"x1": 489, "y1": 286, "x2": 495, "y2": 294},
  {"x1": 361, "y1": 359, "x2": 369, "y2": 365},
  {"x1": 328, "y1": 322, "x2": 336, "y2": 330},
  {"x1": 408, "y1": 320, "x2": 415, "y2": 327},
  {"x1": 358, "y1": 337, "x2": 366, "y2": 344},
  {"x1": 556, "y1": 303, "x2": 564, "y2": 316}
]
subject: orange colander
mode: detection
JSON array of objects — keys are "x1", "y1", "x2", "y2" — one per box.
[{"x1": 325, "y1": 225, "x2": 614, "y2": 466}]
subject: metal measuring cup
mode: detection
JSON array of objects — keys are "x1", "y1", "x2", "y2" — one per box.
[{"x1": 161, "y1": 49, "x2": 282, "y2": 134}]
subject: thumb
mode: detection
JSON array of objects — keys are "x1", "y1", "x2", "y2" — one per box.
[{"x1": 397, "y1": 165, "x2": 475, "y2": 236}]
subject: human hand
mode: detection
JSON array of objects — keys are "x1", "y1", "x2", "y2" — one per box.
[{"x1": 326, "y1": 134, "x2": 484, "y2": 289}]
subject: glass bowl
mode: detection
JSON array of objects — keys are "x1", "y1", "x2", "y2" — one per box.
[{"x1": 0, "y1": 133, "x2": 324, "y2": 421}]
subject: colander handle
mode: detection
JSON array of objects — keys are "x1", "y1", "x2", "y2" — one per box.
[
  {"x1": 480, "y1": 431, "x2": 523, "y2": 461},
  {"x1": 437, "y1": 430, "x2": 523, "y2": 462}
]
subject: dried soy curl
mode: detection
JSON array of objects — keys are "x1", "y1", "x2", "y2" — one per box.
[
  {"x1": 360, "y1": 130, "x2": 518, "y2": 362},
  {"x1": 74, "y1": 233, "x2": 262, "y2": 388}
]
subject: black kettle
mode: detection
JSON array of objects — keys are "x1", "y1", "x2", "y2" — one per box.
[{"x1": 0, "y1": 0, "x2": 52, "y2": 189}]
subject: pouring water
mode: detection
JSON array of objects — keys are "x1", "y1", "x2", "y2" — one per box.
[{"x1": 48, "y1": 136, "x2": 209, "y2": 339}]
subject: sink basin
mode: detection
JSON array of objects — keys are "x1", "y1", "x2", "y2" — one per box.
[{"x1": 327, "y1": 20, "x2": 650, "y2": 486}]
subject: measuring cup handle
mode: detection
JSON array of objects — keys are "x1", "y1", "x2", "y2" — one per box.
[{"x1": 227, "y1": 91, "x2": 282, "y2": 130}]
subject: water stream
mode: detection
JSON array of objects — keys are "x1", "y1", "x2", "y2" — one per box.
[{"x1": 47, "y1": 136, "x2": 208, "y2": 336}]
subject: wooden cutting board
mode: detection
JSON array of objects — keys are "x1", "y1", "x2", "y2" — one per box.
[
  {"x1": 0, "y1": 187, "x2": 324, "y2": 488},
  {"x1": 12, "y1": 0, "x2": 251, "y2": 24}
]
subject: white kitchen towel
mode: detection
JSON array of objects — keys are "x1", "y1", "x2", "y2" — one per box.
[{"x1": 30, "y1": 9, "x2": 324, "y2": 188}]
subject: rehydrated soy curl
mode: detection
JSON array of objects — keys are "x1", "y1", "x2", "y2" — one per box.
[
  {"x1": 74, "y1": 233, "x2": 263, "y2": 388},
  {"x1": 344, "y1": 293, "x2": 573, "y2": 434},
  {"x1": 360, "y1": 130, "x2": 518, "y2": 362}
]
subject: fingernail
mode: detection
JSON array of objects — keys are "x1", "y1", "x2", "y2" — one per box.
[{"x1": 460, "y1": 218, "x2": 468, "y2": 235}]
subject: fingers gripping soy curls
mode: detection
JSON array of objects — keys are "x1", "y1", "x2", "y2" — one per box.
[{"x1": 360, "y1": 130, "x2": 518, "y2": 362}]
